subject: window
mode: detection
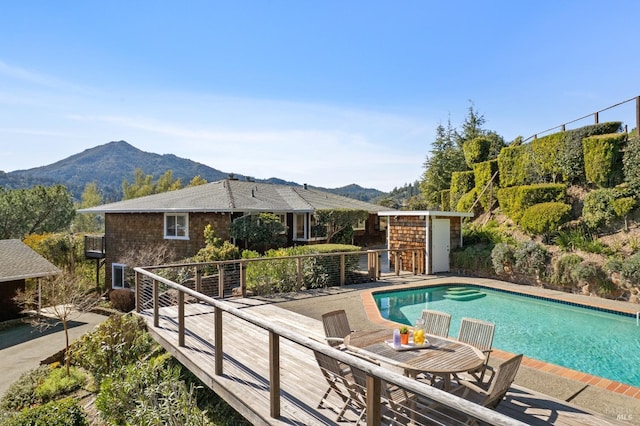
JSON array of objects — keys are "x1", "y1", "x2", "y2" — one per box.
[
  {"x1": 354, "y1": 217, "x2": 367, "y2": 231},
  {"x1": 275, "y1": 213, "x2": 287, "y2": 234},
  {"x1": 112, "y1": 263, "x2": 128, "y2": 289},
  {"x1": 165, "y1": 213, "x2": 189, "y2": 239}
]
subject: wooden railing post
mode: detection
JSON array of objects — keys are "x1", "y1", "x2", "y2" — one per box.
[
  {"x1": 377, "y1": 252, "x2": 381, "y2": 279},
  {"x1": 412, "y1": 250, "x2": 417, "y2": 275},
  {"x1": 178, "y1": 290, "x2": 185, "y2": 347},
  {"x1": 218, "y1": 264, "x2": 224, "y2": 298},
  {"x1": 367, "y1": 250, "x2": 376, "y2": 281},
  {"x1": 269, "y1": 331, "x2": 281, "y2": 418},
  {"x1": 214, "y1": 306, "x2": 223, "y2": 376},
  {"x1": 195, "y1": 266, "x2": 202, "y2": 293},
  {"x1": 153, "y1": 279, "x2": 159, "y2": 328},
  {"x1": 594, "y1": 111, "x2": 599, "y2": 124},
  {"x1": 365, "y1": 374, "x2": 381, "y2": 425},
  {"x1": 339, "y1": 254, "x2": 345, "y2": 286},
  {"x1": 394, "y1": 252, "x2": 400, "y2": 276},
  {"x1": 296, "y1": 258, "x2": 302, "y2": 289}
]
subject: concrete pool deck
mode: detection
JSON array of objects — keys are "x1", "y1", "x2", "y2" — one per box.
[{"x1": 270, "y1": 274, "x2": 640, "y2": 425}]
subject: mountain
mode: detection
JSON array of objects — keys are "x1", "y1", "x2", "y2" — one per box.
[{"x1": 0, "y1": 141, "x2": 386, "y2": 202}]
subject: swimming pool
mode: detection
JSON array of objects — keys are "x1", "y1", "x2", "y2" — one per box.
[{"x1": 374, "y1": 285, "x2": 640, "y2": 388}]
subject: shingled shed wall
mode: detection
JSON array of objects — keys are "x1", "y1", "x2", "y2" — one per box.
[
  {"x1": 382, "y1": 211, "x2": 471, "y2": 274},
  {"x1": 388, "y1": 216, "x2": 426, "y2": 272},
  {"x1": 104, "y1": 212, "x2": 231, "y2": 290}
]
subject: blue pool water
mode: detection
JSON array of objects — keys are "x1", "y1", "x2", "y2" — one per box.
[{"x1": 374, "y1": 285, "x2": 640, "y2": 387}]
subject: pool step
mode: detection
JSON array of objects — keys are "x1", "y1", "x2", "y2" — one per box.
[{"x1": 443, "y1": 287, "x2": 486, "y2": 301}]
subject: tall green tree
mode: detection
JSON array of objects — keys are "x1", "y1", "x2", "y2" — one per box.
[
  {"x1": 73, "y1": 182, "x2": 104, "y2": 233},
  {"x1": 0, "y1": 185, "x2": 75, "y2": 239},
  {"x1": 122, "y1": 169, "x2": 182, "y2": 200},
  {"x1": 420, "y1": 119, "x2": 467, "y2": 207}
]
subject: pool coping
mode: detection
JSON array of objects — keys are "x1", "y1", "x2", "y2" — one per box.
[{"x1": 359, "y1": 275, "x2": 640, "y2": 400}]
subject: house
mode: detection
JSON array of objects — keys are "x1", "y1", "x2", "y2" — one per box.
[
  {"x1": 377, "y1": 211, "x2": 474, "y2": 274},
  {"x1": 79, "y1": 179, "x2": 391, "y2": 291},
  {"x1": 0, "y1": 239, "x2": 61, "y2": 321}
]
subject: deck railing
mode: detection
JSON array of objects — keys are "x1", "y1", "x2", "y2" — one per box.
[
  {"x1": 136, "y1": 248, "x2": 425, "y2": 301},
  {"x1": 134, "y1": 250, "x2": 527, "y2": 425}
]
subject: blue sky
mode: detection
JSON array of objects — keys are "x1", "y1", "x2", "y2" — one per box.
[{"x1": 1, "y1": 1, "x2": 638, "y2": 192}]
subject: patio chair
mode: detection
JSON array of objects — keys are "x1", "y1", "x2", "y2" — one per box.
[
  {"x1": 420, "y1": 309, "x2": 451, "y2": 337},
  {"x1": 313, "y1": 349, "x2": 367, "y2": 423},
  {"x1": 456, "y1": 317, "x2": 495, "y2": 383},
  {"x1": 418, "y1": 354, "x2": 523, "y2": 425},
  {"x1": 322, "y1": 309, "x2": 354, "y2": 348}
]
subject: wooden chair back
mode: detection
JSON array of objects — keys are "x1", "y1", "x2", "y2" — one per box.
[
  {"x1": 322, "y1": 309, "x2": 352, "y2": 347},
  {"x1": 420, "y1": 309, "x2": 451, "y2": 337},
  {"x1": 483, "y1": 354, "x2": 523, "y2": 408},
  {"x1": 458, "y1": 317, "x2": 495, "y2": 352}
]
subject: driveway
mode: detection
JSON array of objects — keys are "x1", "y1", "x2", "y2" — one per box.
[{"x1": 0, "y1": 311, "x2": 108, "y2": 398}]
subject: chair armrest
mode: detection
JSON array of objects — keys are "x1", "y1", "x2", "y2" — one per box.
[
  {"x1": 457, "y1": 378, "x2": 489, "y2": 396},
  {"x1": 325, "y1": 337, "x2": 345, "y2": 344}
]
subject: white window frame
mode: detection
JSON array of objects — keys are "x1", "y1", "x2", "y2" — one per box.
[
  {"x1": 293, "y1": 213, "x2": 307, "y2": 241},
  {"x1": 274, "y1": 212, "x2": 287, "y2": 234},
  {"x1": 112, "y1": 263, "x2": 128, "y2": 289},
  {"x1": 164, "y1": 213, "x2": 189, "y2": 240}
]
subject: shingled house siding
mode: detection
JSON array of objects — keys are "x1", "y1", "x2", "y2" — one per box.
[{"x1": 104, "y1": 212, "x2": 231, "y2": 290}]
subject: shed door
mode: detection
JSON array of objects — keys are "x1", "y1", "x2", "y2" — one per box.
[{"x1": 432, "y1": 218, "x2": 450, "y2": 273}]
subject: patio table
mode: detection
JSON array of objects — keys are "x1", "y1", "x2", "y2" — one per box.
[{"x1": 344, "y1": 328, "x2": 485, "y2": 390}]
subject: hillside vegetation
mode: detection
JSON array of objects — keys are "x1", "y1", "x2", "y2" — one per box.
[{"x1": 418, "y1": 107, "x2": 640, "y2": 302}]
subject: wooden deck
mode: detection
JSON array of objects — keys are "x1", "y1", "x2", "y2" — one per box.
[{"x1": 138, "y1": 298, "x2": 626, "y2": 426}]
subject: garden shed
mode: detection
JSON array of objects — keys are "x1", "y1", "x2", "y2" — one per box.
[{"x1": 377, "y1": 211, "x2": 474, "y2": 274}]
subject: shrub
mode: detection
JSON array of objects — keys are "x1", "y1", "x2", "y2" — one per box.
[
  {"x1": 473, "y1": 160, "x2": 499, "y2": 211},
  {"x1": 456, "y1": 188, "x2": 479, "y2": 213},
  {"x1": 451, "y1": 244, "x2": 494, "y2": 275},
  {"x1": 583, "y1": 133, "x2": 626, "y2": 188},
  {"x1": 35, "y1": 366, "x2": 86, "y2": 403},
  {"x1": 109, "y1": 288, "x2": 136, "y2": 312},
  {"x1": 497, "y1": 144, "x2": 535, "y2": 187},
  {"x1": 440, "y1": 189, "x2": 451, "y2": 211},
  {"x1": 558, "y1": 121, "x2": 622, "y2": 184},
  {"x1": 497, "y1": 183, "x2": 566, "y2": 223},
  {"x1": 550, "y1": 254, "x2": 583, "y2": 288},
  {"x1": 582, "y1": 188, "x2": 616, "y2": 230},
  {"x1": 623, "y1": 135, "x2": 640, "y2": 196},
  {"x1": 491, "y1": 243, "x2": 514, "y2": 275},
  {"x1": 3, "y1": 398, "x2": 87, "y2": 426},
  {"x1": 519, "y1": 202, "x2": 572, "y2": 242},
  {"x1": 69, "y1": 314, "x2": 156, "y2": 384},
  {"x1": 0, "y1": 366, "x2": 50, "y2": 411},
  {"x1": 571, "y1": 261, "x2": 615, "y2": 295},
  {"x1": 463, "y1": 136, "x2": 491, "y2": 167},
  {"x1": 450, "y1": 171, "x2": 475, "y2": 209},
  {"x1": 612, "y1": 196, "x2": 636, "y2": 231},
  {"x1": 554, "y1": 224, "x2": 611, "y2": 253},
  {"x1": 463, "y1": 220, "x2": 514, "y2": 246},
  {"x1": 531, "y1": 132, "x2": 565, "y2": 182},
  {"x1": 513, "y1": 240, "x2": 548, "y2": 280},
  {"x1": 621, "y1": 252, "x2": 640, "y2": 285}
]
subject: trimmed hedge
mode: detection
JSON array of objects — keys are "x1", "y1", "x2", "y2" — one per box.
[
  {"x1": 559, "y1": 121, "x2": 622, "y2": 184},
  {"x1": 450, "y1": 171, "x2": 475, "y2": 210},
  {"x1": 531, "y1": 132, "x2": 565, "y2": 182},
  {"x1": 583, "y1": 133, "x2": 626, "y2": 188},
  {"x1": 623, "y1": 135, "x2": 640, "y2": 196},
  {"x1": 496, "y1": 183, "x2": 566, "y2": 223},
  {"x1": 582, "y1": 188, "x2": 616, "y2": 230},
  {"x1": 456, "y1": 188, "x2": 479, "y2": 213},
  {"x1": 520, "y1": 202, "x2": 572, "y2": 240},
  {"x1": 473, "y1": 159, "x2": 499, "y2": 211},
  {"x1": 497, "y1": 144, "x2": 535, "y2": 187},
  {"x1": 463, "y1": 136, "x2": 491, "y2": 167}
]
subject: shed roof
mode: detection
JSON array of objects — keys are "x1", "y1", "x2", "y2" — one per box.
[
  {"x1": 0, "y1": 239, "x2": 61, "y2": 282},
  {"x1": 79, "y1": 179, "x2": 391, "y2": 214},
  {"x1": 377, "y1": 210, "x2": 474, "y2": 218}
]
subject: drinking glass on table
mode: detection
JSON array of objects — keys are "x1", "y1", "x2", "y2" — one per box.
[{"x1": 414, "y1": 318, "x2": 426, "y2": 344}]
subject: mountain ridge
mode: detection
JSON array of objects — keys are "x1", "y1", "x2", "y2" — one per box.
[{"x1": 0, "y1": 141, "x2": 386, "y2": 202}]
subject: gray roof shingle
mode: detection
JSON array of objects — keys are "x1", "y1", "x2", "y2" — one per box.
[
  {"x1": 0, "y1": 239, "x2": 61, "y2": 282},
  {"x1": 79, "y1": 179, "x2": 391, "y2": 214}
]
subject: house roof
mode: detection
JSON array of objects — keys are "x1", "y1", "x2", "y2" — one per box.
[
  {"x1": 79, "y1": 179, "x2": 392, "y2": 214},
  {"x1": 0, "y1": 239, "x2": 61, "y2": 283},
  {"x1": 377, "y1": 210, "x2": 474, "y2": 218}
]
